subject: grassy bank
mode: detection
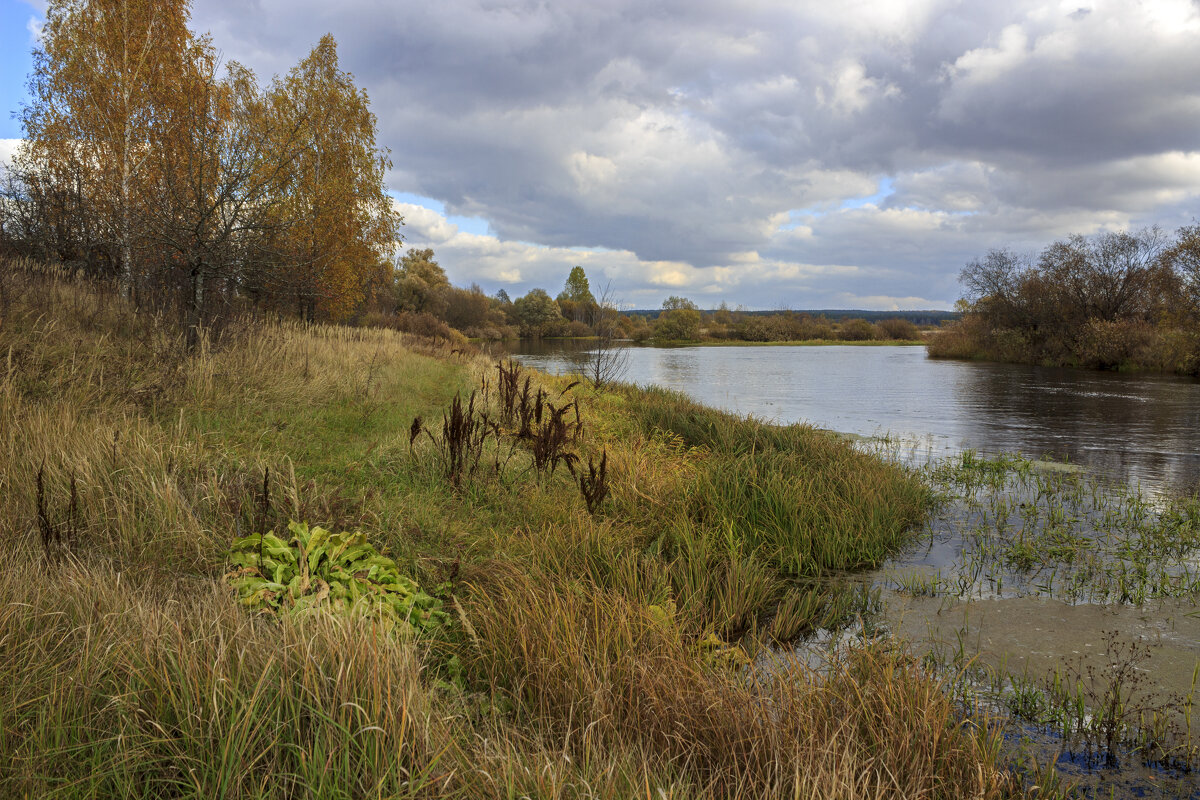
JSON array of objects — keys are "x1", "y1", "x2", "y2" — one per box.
[{"x1": 0, "y1": 260, "x2": 1033, "y2": 798}]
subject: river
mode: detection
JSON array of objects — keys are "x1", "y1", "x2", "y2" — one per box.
[
  {"x1": 499, "y1": 339, "x2": 1200, "y2": 797},
  {"x1": 497, "y1": 340, "x2": 1200, "y2": 495}
]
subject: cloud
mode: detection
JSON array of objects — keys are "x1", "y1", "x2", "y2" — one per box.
[
  {"x1": 395, "y1": 202, "x2": 459, "y2": 245},
  {"x1": 398, "y1": 202, "x2": 963, "y2": 309},
  {"x1": 0, "y1": 139, "x2": 23, "y2": 168},
  {"x1": 28, "y1": 0, "x2": 1200, "y2": 308}
]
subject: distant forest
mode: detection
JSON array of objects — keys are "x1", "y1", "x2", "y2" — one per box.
[
  {"x1": 377, "y1": 254, "x2": 940, "y2": 344},
  {"x1": 630, "y1": 308, "x2": 959, "y2": 325}
]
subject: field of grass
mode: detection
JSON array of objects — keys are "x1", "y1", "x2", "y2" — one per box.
[{"x1": 0, "y1": 260, "x2": 1041, "y2": 798}]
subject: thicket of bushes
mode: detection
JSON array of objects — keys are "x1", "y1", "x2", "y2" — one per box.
[
  {"x1": 699, "y1": 309, "x2": 922, "y2": 343},
  {"x1": 930, "y1": 226, "x2": 1200, "y2": 374}
]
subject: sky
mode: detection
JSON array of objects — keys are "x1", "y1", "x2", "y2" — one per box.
[{"x1": 2, "y1": 0, "x2": 1199, "y2": 310}]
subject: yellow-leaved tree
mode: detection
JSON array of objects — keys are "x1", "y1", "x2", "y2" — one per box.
[
  {"x1": 142, "y1": 51, "x2": 307, "y2": 348},
  {"x1": 20, "y1": 0, "x2": 197, "y2": 296},
  {"x1": 269, "y1": 35, "x2": 401, "y2": 321}
]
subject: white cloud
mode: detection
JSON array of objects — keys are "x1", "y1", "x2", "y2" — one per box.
[
  {"x1": 833, "y1": 292, "x2": 947, "y2": 311},
  {"x1": 0, "y1": 139, "x2": 24, "y2": 168},
  {"x1": 395, "y1": 202, "x2": 459, "y2": 244},
  {"x1": 398, "y1": 201, "x2": 960, "y2": 309},
  {"x1": 15, "y1": 0, "x2": 1197, "y2": 308}
]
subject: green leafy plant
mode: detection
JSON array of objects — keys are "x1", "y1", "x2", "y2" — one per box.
[{"x1": 226, "y1": 521, "x2": 447, "y2": 635}]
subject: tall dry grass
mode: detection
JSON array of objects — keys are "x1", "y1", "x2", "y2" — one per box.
[
  {"x1": 0, "y1": 259, "x2": 464, "y2": 576},
  {"x1": 0, "y1": 547, "x2": 450, "y2": 798},
  {"x1": 0, "y1": 259, "x2": 1045, "y2": 798},
  {"x1": 460, "y1": 570, "x2": 1017, "y2": 799}
]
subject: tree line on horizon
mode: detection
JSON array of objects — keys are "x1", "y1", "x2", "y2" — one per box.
[
  {"x1": 381, "y1": 251, "x2": 926, "y2": 345},
  {"x1": 931, "y1": 225, "x2": 1200, "y2": 374}
]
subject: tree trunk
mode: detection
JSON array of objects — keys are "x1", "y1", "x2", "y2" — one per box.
[
  {"x1": 187, "y1": 262, "x2": 204, "y2": 351},
  {"x1": 121, "y1": 118, "x2": 133, "y2": 299}
]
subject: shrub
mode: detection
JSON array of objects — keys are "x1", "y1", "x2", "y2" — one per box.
[
  {"x1": 566, "y1": 319, "x2": 594, "y2": 337},
  {"x1": 837, "y1": 318, "x2": 878, "y2": 341},
  {"x1": 363, "y1": 310, "x2": 467, "y2": 345},
  {"x1": 737, "y1": 316, "x2": 785, "y2": 341},
  {"x1": 876, "y1": 318, "x2": 922, "y2": 340},
  {"x1": 394, "y1": 311, "x2": 466, "y2": 344},
  {"x1": 1076, "y1": 319, "x2": 1158, "y2": 370},
  {"x1": 654, "y1": 308, "x2": 701, "y2": 341},
  {"x1": 927, "y1": 315, "x2": 991, "y2": 359}
]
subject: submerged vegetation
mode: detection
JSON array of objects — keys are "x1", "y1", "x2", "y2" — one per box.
[
  {"x1": 883, "y1": 450, "x2": 1200, "y2": 604},
  {"x1": 0, "y1": 260, "x2": 1033, "y2": 798}
]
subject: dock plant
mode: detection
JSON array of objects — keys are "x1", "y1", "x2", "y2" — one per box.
[{"x1": 227, "y1": 520, "x2": 447, "y2": 635}]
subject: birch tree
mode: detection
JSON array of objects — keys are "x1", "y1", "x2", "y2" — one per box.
[
  {"x1": 143, "y1": 55, "x2": 304, "y2": 348},
  {"x1": 21, "y1": 0, "x2": 196, "y2": 296}
]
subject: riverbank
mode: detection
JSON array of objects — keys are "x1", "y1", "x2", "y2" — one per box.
[
  {"x1": 927, "y1": 325, "x2": 1200, "y2": 376},
  {"x1": 928, "y1": 299, "x2": 1200, "y2": 378},
  {"x1": 0, "y1": 262, "x2": 1037, "y2": 798},
  {"x1": 687, "y1": 337, "x2": 925, "y2": 346},
  {"x1": 500, "y1": 335, "x2": 927, "y2": 347}
]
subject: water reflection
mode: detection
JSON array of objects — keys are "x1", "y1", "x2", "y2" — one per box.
[{"x1": 496, "y1": 341, "x2": 1200, "y2": 494}]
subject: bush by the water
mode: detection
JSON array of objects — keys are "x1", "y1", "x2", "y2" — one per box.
[{"x1": 931, "y1": 226, "x2": 1200, "y2": 374}]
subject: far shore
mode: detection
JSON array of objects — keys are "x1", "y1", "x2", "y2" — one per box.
[{"x1": 484, "y1": 336, "x2": 929, "y2": 347}]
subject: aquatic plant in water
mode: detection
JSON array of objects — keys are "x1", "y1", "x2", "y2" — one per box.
[{"x1": 884, "y1": 451, "x2": 1200, "y2": 604}]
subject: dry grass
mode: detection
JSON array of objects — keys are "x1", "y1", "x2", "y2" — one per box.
[
  {"x1": 0, "y1": 548, "x2": 1019, "y2": 799},
  {"x1": 460, "y1": 570, "x2": 1017, "y2": 799},
  {"x1": 0, "y1": 259, "x2": 1047, "y2": 798}
]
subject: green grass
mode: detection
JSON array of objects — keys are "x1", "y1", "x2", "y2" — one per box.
[{"x1": 0, "y1": 260, "x2": 1043, "y2": 799}]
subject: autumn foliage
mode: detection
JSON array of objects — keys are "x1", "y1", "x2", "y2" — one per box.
[
  {"x1": 1, "y1": 0, "x2": 400, "y2": 336},
  {"x1": 930, "y1": 227, "x2": 1200, "y2": 374}
]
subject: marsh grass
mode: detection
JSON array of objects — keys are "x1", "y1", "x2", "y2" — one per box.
[
  {"x1": 619, "y1": 385, "x2": 929, "y2": 576},
  {"x1": 885, "y1": 450, "x2": 1200, "y2": 604},
  {"x1": 0, "y1": 260, "x2": 1037, "y2": 798}
]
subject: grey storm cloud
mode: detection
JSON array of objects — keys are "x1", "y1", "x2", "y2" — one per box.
[{"x1": 188, "y1": 0, "x2": 1200, "y2": 308}]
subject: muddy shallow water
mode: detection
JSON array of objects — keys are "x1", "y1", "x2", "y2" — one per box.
[{"x1": 885, "y1": 593, "x2": 1200, "y2": 798}]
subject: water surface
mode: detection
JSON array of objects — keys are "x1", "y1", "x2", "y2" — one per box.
[{"x1": 499, "y1": 341, "x2": 1200, "y2": 494}]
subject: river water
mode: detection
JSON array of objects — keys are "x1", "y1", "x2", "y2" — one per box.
[
  {"x1": 500, "y1": 340, "x2": 1200, "y2": 797},
  {"x1": 498, "y1": 341, "x2": 1200, "y2": 495}
]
